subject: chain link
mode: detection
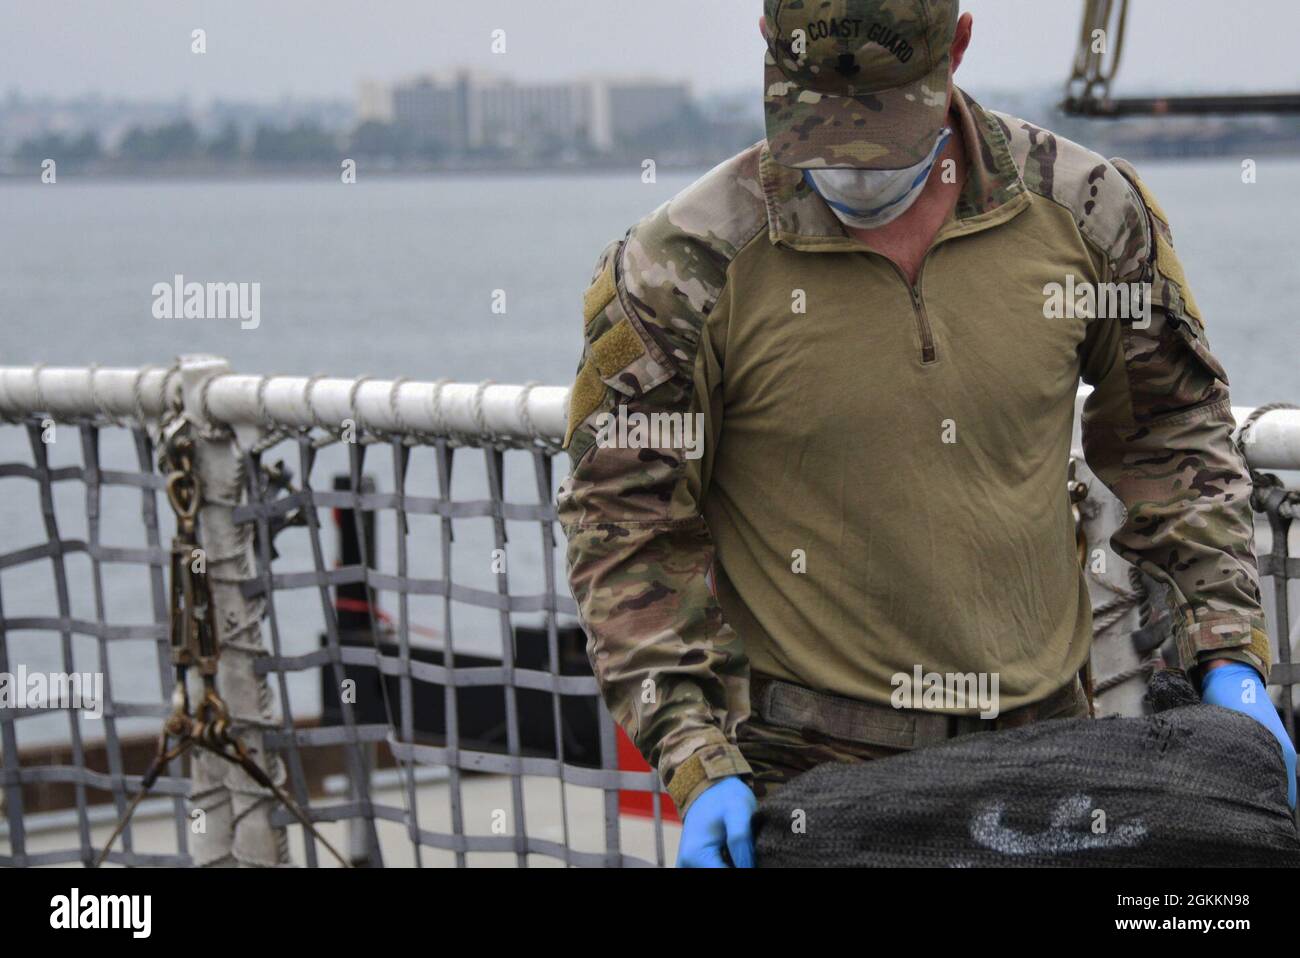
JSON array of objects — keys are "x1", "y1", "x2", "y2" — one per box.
[{"x1": 95, "y1": 406, "x2": 348, "y2": 868}]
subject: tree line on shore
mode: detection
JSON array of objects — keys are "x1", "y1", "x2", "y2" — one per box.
[{"x1": 11, "y1": 110, "x2": 763, "y2": 170}]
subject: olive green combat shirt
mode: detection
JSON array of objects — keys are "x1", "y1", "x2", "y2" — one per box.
[{"x1": 557, "y1": 89, "x2": 1271, "y2": 814}]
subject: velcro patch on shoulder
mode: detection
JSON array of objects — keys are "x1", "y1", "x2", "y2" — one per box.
[
  {"x1": 590, "y1": 319, "x2": 645, "y2": 378},
  {"x1": 562, "y1": 320, "x2": 656, "y2": 449},
  {"x1": 1114, "y1": 161, "x2": 1203, "y2": 324},
  {"x1": 583, "y1": 258, "x2": 617, "y2": 328},
  {"x1": 1126, "y1": 169, "x2": 1170, "y2": 227},
  {"x1": 564, "y1": 360, "x2": 605, "y2": 449},
  {"x1": 1151, "y1": 228, "x2": 1201, "y2": 323}
]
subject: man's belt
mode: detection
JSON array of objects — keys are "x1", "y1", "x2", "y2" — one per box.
[{"x1": 749, "y1": 672, "x2": 1086, "y2": 751}]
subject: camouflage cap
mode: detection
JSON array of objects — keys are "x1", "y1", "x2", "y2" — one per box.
[{"x1": 764, "y1": 0, "x2": 959, "y2": 170}]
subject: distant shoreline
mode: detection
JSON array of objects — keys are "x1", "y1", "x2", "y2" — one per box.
[
  {"x1": 6, "y1": 135, "x2": 1300, "y2": 183},
  {"x1": 0, "y1": 159, "x2": 723, "y2": 183}
]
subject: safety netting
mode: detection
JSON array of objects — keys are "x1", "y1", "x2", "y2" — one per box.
[
  {"x1": 0, "y1": 365, "x2": 677, "y2": 868},
  {"x1": 0, "y1": 415, "x2": 190, "y2": 866},
  {"x1": 236, "y1": 428, "x2": 672, "y2": 867}
]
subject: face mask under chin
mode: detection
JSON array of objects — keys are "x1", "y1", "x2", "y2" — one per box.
[{"x1": 804, "y1": 126, "x2": 953, "y2": 230}]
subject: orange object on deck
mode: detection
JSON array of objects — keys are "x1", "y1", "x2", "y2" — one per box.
[{"x1": 616, "y1": 726, "x2": 680, "y2": 822}]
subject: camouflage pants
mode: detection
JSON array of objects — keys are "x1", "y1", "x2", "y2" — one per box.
[{"x1": 737, "y1": 675, "x2": 1091, "y2": 800}]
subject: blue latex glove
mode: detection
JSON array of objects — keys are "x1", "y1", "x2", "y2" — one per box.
[
  {"x1": 676, "y1": 776, "x2": 758, "y2": 868},
  {"x1": 1201, "y1": 663, "x2": 1297, "y2": 809}
]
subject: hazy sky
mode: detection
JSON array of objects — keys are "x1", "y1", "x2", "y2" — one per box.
[{"x1": 4, "y1": 0, "x2": 1299, "y2": 103}]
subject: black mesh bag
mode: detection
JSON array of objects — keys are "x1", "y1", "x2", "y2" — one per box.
[{"x1": 753, "y1": 672, "x2": 1300, "y2": 867}]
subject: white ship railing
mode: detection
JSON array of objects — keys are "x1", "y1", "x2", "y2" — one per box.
[
  {"x1": 0, "y1": 363, "x2": 569, "y2": 450},
  {"x1": 2, "y1": 367, "x2": 1298, "y2": 468}
]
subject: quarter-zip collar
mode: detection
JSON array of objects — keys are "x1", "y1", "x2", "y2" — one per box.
[{"x1": 760, "y1": 87, "x2": 1030, "y2": 253}]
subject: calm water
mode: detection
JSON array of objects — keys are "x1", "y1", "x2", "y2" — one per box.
[
  {"x1": 0, "y1": 170, "x2": 702, "y2": 386},
  {"x1": 1, "y1": 159, "x2": 1297, "y2": 398},
  {"x1": 1, "y1": 157, "x2": 1297, "y2": 744}
]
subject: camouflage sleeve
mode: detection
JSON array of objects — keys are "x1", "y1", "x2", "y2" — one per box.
[
  {"x1": 1079, "y1": 158, "x2": 1270, "y2": 680},
  {"x1": 556, "y1": 217, "x2": 753, "y2": 815}
]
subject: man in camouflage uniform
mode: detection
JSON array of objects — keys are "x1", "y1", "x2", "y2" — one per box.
[{"x1": 558, "y1": 0, "x2": 1295, "y2": 867}]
